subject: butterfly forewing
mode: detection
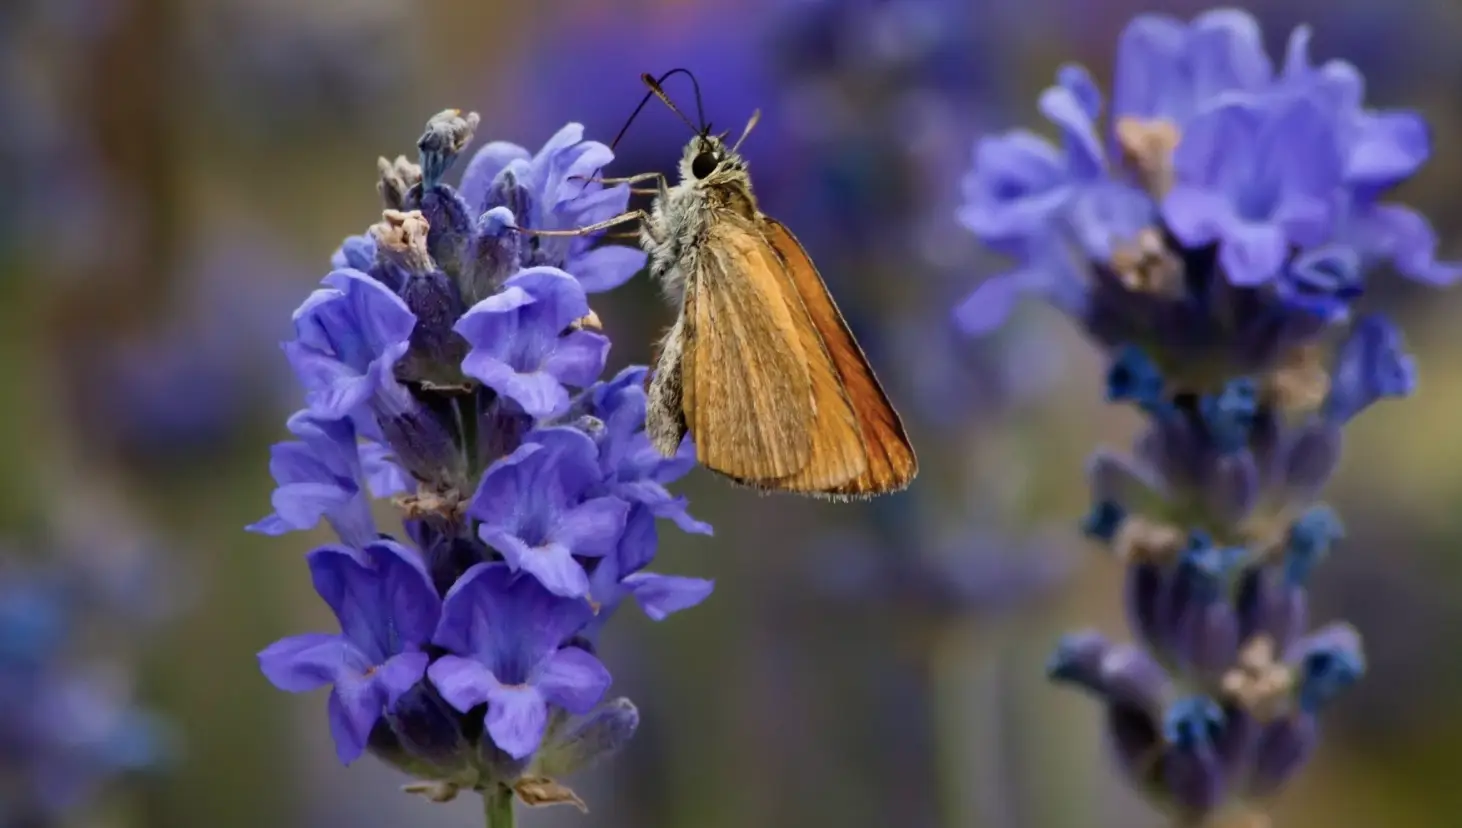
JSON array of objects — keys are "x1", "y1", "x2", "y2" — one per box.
[
  {"x1": 705, "y1": 216, "x2": 871, "y2": 494},
  {"x1": 683, "y1": 218, "x2": 815, "y2": 481},
  {"x1": 761, "y1": 217, "x2": 918, "y2": 495}
]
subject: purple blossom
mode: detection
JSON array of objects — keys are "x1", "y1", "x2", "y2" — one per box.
[
  {"x1": 247, "y1": 411, "x2": 377, "y2": 549},
  {"x1": 0, "y1": 555, "x2": 171, "y2": 821},
  {"x1": 955, "y1": 10, "x2": 1456, "y2": 383},
  {"x1": 456, "y1": 268, "x2": 609, "y2": 419},
  {"x1": 458, "y1": 123, "x2": 646, "y2": 292},
  {"x1": 252, "y1": 111, "x2": 713, "y2": 814},
  {"x1": 284, "y1": 269, "x2": 415, "y2": 421},
  {"x1": 951, "y1": 10, "x2": 1436, "y2": 821},
  {"x1": 469, "y1": 427, "x2": 627, "y2": 598},
  {"x1": 257, "y1": 542, "x2": 439, "y2": 764},
  {"x1": 576, "y1": 366, "x2": 711, "y2": 536},
  {"x1": 428, "y1": 563, "x2": 610, "y2": 759},
  {"x1": 584, "y1": 507, "x2": 715, "y2": 637}
]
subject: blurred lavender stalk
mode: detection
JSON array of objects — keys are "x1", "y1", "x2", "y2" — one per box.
[
  {"x1": 250, "y1": 110, "x2": 714, "y2": 827},
  {"x1": 956, "y1": 8, "x2": 1455, "y2": 825}
]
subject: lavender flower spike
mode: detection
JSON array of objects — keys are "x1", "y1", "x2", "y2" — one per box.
[
  {"x1": 251, "y1": 109, "x2": 713, "y2": 826},
  {"x1": 958, "y1": 9, "x2": 1450, "y2": 823}
]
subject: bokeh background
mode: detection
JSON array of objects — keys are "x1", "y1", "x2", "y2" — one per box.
[{"x1": 3, "y1": 0, "x2": 1460, "y2": 826}]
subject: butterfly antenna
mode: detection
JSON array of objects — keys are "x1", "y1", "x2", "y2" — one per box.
[
  {"x1": 581, "y1": 69, "x2": 706, "y2": 193},
  {"x1": 641, "y1": 69, "x2": 706, "y2": 135},
  {"x1": 730, "y1": 109, "x2": 761, "y2": 154}
]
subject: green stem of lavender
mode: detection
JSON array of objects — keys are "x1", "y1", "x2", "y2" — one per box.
[{"x1": 484, "y1": 785, "x2": 514, "y2": 828}]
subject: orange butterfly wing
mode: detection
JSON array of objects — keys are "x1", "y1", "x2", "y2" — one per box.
[{"x1": 760, "y1": 217, "x2": 918, "y2": 495}]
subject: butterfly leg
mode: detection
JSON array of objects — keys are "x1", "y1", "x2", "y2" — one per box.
[
  {"x1": 519, "y1": 210, "x2": 652, "y2": 237},
  {"x1": 568, "y1": 172, "x2": 667, "y2": 196}
]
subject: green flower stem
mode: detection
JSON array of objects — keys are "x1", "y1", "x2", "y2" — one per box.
[{"x1": 484, "y1": 785, "x2": 515, "y2": 828}]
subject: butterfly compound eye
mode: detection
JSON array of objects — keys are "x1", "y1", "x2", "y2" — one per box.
[{"x1": 690, "y1": 151, "x2": 718, "y2": 180}]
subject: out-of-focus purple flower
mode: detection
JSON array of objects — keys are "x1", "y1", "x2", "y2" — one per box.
[
  {"x1": 952, "y1": 10, "x2": 1443, "y2": 822},
  {"x1": 253, "y1": 110, "x2": 712, "y2": 817},
  {"x1": 0, "y1": 547, "x2": 172, "y2": 823},
  {"x1": 956, "y1": 9, "x2": 1457, "y2": 385}
]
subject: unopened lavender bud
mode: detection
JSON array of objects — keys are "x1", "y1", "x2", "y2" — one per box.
[
  {"x1": 463, "y1": 207, "x2": 520, "y2": 304},
  {"x1": 1293, "y1": 623, "x2": 1364, "y2": 714},
  {"x1": 1247, "y1": 713, "x2": 1317, "y2": 799},
  {"x1": 535, "y1": 697, "x2": 640, "y2": 777},
  {"x1": 1199, "y1": 378, "x2": 1258, "y2": 455},
  {"x1": 417, "y1": 109, "x2": 480, "y2": 191},
  {"x1": 1161, "y1": 697, "x2": 1228, "y2": 815},
  {"x1": 371, "y1": 210, "x2": 467, "y2": 384},
  {"x1": 1046, "y1": 629, "x2": 1113, "y2": 696}
]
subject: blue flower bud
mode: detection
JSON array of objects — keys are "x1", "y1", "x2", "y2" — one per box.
[
  {"x1": 534, "y1": 697, "x2": 640, "y2": 777},
  {"x1": 1161, "y1": 696, "x2": 1227, "y2": 815},
  {"x1": 1199, "y1": 377, "x2": 1258, "y2": 455},
  {"x1": 1279, "y1": 246, "x2": 1363, "y2": 323},
  {"x1": 1283, "y1": 505, "x2": 1343, "y2": 587},
  {"x1": 417, "y1": 109, "x2": 480, "y2": 192},
  {"x1": 1295, "y1": 624, "x2": 1365, "y2": 713},
  {"x1": 464, "y1": 207, "x2": 521, "y2": 305},
  {"x1": 1106, "y1": 345, "x2": 1165, "y2": 413},
  {"x1": 1080, "y1": 499, "x2": 1125, "y2": 544},
  {"x1": 1324, "y1": 314, "x2": 1417, "y2": 424},
  {"x1": 1047, "y1": 629, "x2": 1112, "y2": 696}
]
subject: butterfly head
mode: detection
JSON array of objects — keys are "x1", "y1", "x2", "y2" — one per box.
[{"x1": 681, "y1": 131, "x2": 745, "y2": 185}]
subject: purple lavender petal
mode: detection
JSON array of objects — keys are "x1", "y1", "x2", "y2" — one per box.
[
  {"x1": 957, "y1": 131, "x2": 1070, "y2": 241},
  {"x1": 484, "y1": 683, "x2": 549, "y2": 759},
  {"x1": 953, "y1": 267, "x2": 1042, "y2": 335},
  {"x1": 432, "y1": 563, "x2": 593, "y2": 681},
  {"x1": 462, "y1": 355, "x2": 569, "y2": 419},
  {"x1": 1345, "y1": 111, "x2": 1430, "y2": 192},
  {"x1": 327, "y1": 690, "x2": 369, "y2": 765},
  {"x1": 513, "y1": 541, "x2": 592, "y2": 599},
  {"x1": 1184, "y1": 9, "x2": 1273, "y2": 100},
  {"x1": 375, "y1": 651, "x2": 430, "y2": 708},
  {"x1": 1038, "y1": 66, "x2": 1103, "y2": 178},
  {"x1": 1217, "y1": 220, "x2": 1288, "y2": 287},
  {"x1": 460, "y1": 141, "x2": 532, "y2": 214},
  {"x1": 535, "y1": 647, "x2": 611, "y2": 713},
  {"x1": 427, "y1": 654, "x2": 496, "y2": 712},
  {"x1": 257, "y1": 633, "x2": 353, "y2": 692},
  {"x1": 1353, "y1": 203, "x2": 1462, "y2": 286},
  {"x1": 624, "y1": 573, "x2": 716, "y2": 621},
  {"x1": 550, "y1": 497, "x2": 629, "y2": 561},
  {"x1": 571, "y1": 245, "x2": 647, "y2": 293},
  {"x1": 1111, "y1": 14, "x2": 1188, "y2": 120},
  {"x1": 359, "y1": 441, "x2": 412, "y2": 497},
  {"x1": 330, "y1": 673, "x2": 390, "y2": 764},
  {"x1": 1161, "y1": 185, "x2": 1232, "y2": 249},
  {"x1": 542, "y1": 330, "x2": 610, "y2": 388},
  {"x1": 362, "y1": 540, "x2": 441, "y2": 647}
]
